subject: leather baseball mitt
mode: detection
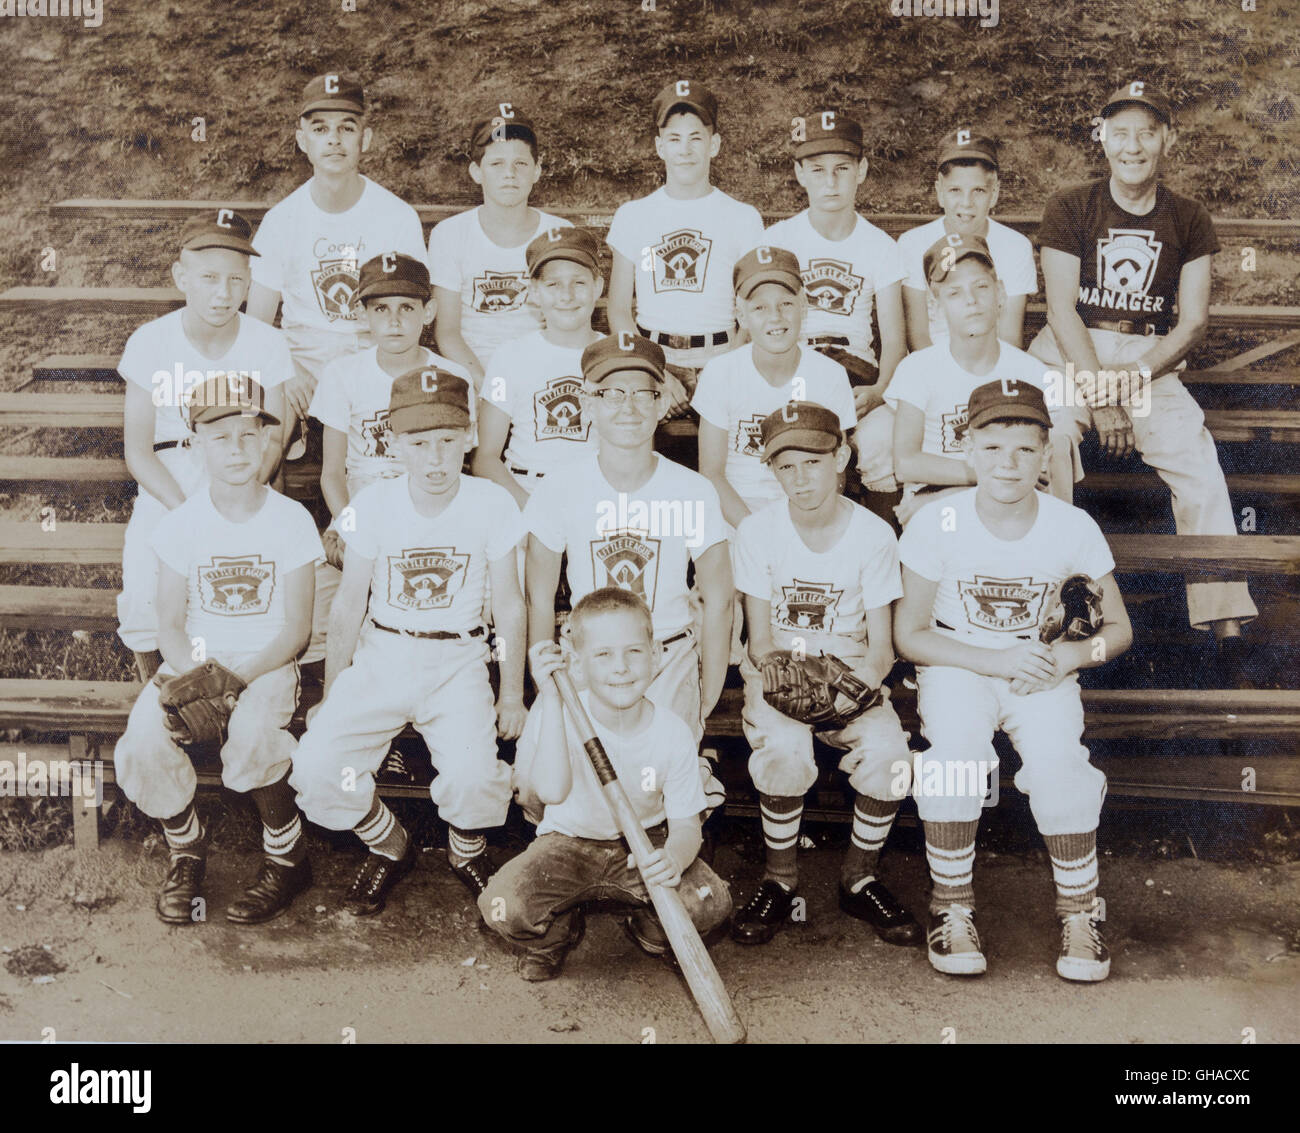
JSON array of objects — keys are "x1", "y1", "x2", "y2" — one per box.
[
  {"x1": 816, "y1": 345, "x2": 879, "y2": 388},
  {"x1": 1039, "y1": 574, "x2": 1105, "y2": 644},
  {"x1": 759, "y1": 650, "x2": 882, "y2": 730},
  {"x1": 156, "y1": 660, "x2": 247, "y2": 747}
]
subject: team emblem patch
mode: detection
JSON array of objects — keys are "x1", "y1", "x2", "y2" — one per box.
[
  {"x1": 387, "y1": 547, "x2": 470, "y2": 611},
  {"x1": 360, "y1": 410, "x2": 395, "y2": 459},
  {"x1": 958, "y1": 575, "x2": 1050, "y2": 635},
  {"x1": 312, "y1": 257, "x2": 361, "y2": 322},
  {"x1": 802, "y1": 258, "x2": 863, "y2": 315},
  {"x1": 472, "y1": 270, "x2": 529, "y2": 313},
  {"x1": 591, "y1": 529, "x2": 660, "y2": 608},
  {"x1": 1096, "y1": 228, "x2": 1163, "y2": 295},
  {"x1": 778, "y1": 579, "x2": 844, "y2": 632},
  {"x1": 651, "y1": 229, "x2": 712, "y2": 293},
  {"x1": 940, "y1": 403, "x2": 969, "y2": 453},
  {"x1": 198, "y1": 556, "x2": 275, "y2": 617},
  {"x1": 534, "y1": 376, "x2": 588, "y2": 442},
  {"x1": 736, "y1": 414, "x2": 765, "y2": 457}
]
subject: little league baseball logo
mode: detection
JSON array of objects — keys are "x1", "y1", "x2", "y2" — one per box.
[
  {"x1": 651, "y1": 229, "x2": 712, "y2": 292},
  {"x1": 736, "y1": 414, "x2": 765, "y2": 457},
  {"x1": 591, "y1": 529, "x2": 661, "y2": 608},
  {"x1": 312, "y1": 258, "x2": 361, "y2": 322},
  {"x1": 778, "y1": 580, "x2": 844, "y2": 632},
  {"x1": 959, "y1": 575, "x2": 1050, "y2": 634},
  {"x1": 198, "y1": 556, "x2": 275, "y2": 617},
  {"x1": 534, "y1": 376, "x2": 587, "y2": 442},
  {"x1": 940, "y1": 404, "x2": 969, "y2": 453},
  {"x1": 472, "y1": 270, "x2": 529, "y2": 313},
  {"x1": 1095, "y1": 228, "x2": 1163, "y2": 297},
  {"x1": 802, "y1": 257, "x2": 863, "y2": 315},
  {"x1": 387, "y1": 548, "x2": 470, "y2": 610},
  {"x1": 360, "y1": 409, "x2": 394, "y2": 458}
]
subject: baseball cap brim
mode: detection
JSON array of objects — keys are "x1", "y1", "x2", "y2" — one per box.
[
  {"x1": 763, "y1": 430, "x2": 840, "y2": 463},
  {"x1": 794, "y1": 138, "x2": 862, "y2": 160},
  {"x1": 530, "y1": 246, "x2": 600, "y2": 276},
  {"x1": 966, "y1": 403, "x2": 1050, "y2": 432},
  {"x1": 301, "y1": 99, "x2": 365, "y2": 118},
  {"x1": 182, "y1": 234, "x2": 260, "y2": 257},
  {"x1": 358, "y1": 279, "x2": 430, "y2": 302},
  {"x1": 936, "y1": 145, "x2": 998, "y2": 169},
  {"x1": 737, "y1": 269, "x2": 802, "y2": 299},
  {"x1": 387, "y1": 405, "x2": 471, "y2": 436},
  {"x1": 1101, "y1": 97, "x2": 1170, "y2": 124},
  {"x1": 928, "y1": 247, "x2": 995, "y2": 283},
  {"x1": 192, "y1": 404, "x2": 281, "y2": 429},
  {"x1": 656, "y1": 99, "x2": 714, "y2": 128},
  {"x1": 583, "y1": 357, "x2": 664, "y2": 385}
]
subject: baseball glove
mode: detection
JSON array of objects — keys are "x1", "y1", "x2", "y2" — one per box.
[
  {"x1": 1039, "y1": 574, "x2": 1105, "y2": 644},
  {"x1": 156, "y1": 660, "x2": 247, "y2": 747},
  {"x1": 759, "y1": 650, "x2": 882, "y2": 730},
  {"x1": 815, "y1": 345, "x2": 879, "y2": 388}
]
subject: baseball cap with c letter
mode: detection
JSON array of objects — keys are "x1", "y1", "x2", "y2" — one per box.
[
  {"x1": 965, "y1": 378, "x2": 1051, "y2": 432},
  {"x1": 793, "y1": 110, "x2": 863, "y2": 160},
  {"x1": 387, "y1": 368, "x2": 471, "y2": 436},
  {"x1": 581, "y1": 333, "x2": 666, "y2": 385},
  {"x1": 1101, "y1": 80, "x2": 1172, "y2": 125},
  {"x1": 300, "y1": 73, "x2": 365, "y2": 118},
  {"x1": 652, "y1": 79, "x2": 718, "y2": 130},
  {"x1": 470, "y1": 105, "x2": 538, "y2": 152},
  {"x1": 760, "y1": 401, "x2": 843, "y2": 464},
  {"x1": 526, "y1": 228, "x2": 602, "y2": 276},
  {"x1": 734, "y1": 245, "x2": 803, "y2": 299},
  {"x1": 936, "y1": 129, "x2": 1000, "y2": 171},
  {"x1": 356, "y1": 252, "x2": 431, "y2": 303},
  {"x1": 179, "y1": 209, "x2": 260, "y2": 257},
  {"x1": 186, "y1": 373, "x2": 280, "y2": 429},
  {"x1": 923, "y1": 232, "x2": 996, "y2": 284}
]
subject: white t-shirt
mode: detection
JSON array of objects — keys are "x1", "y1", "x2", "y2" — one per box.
[
  {"x1": 763, "y1": 210, "x2": 906, "y2": 362},
  {"x1": 152, "y1": 488, "x2": 323, "y2": 658},
  {"x1": 427, "y1": 207, "x2": 572, "y2": 367},
  {"x1": 481, "y1": 331, "x2": 597, "y2": 476},
  {"x1": 606, "y1": 187, "x2": 764, "y2": 335},
  {"x1": 343, "y1": 475, "x2": 522, "y2": 634},
  {"x1": 885, "y1": 342, "x2": 1052, "y2": 465},
  {"x1": 251, "y1": 176, "x2": 427, "y2": 335},
  {"x1": 899, "y1": 488, "x2": 1114, "y2": 650},
  {"x1": 524, "y1": 692, "x2": 707, "y2": 839},
  {"x1": 308, "y1": 346, "x2": 472, "y2": 485},
  {"x1": 897, "y1": 217, "x2": 1038, "y2": 343},
  {"x1": 118, "y1": 310, "x2": 292, "y2": 449},
  {"x1": 523, "y1": 452, "x2": 728, "y2": 639},
  {"x1": 733, "y1": 500, "x2": 902, "y2": 645},
  {"x1": 691, "y1": 345, "x2": 857, "y2": 506}
]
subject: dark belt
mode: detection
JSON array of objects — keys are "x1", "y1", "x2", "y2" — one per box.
[
  {"x1": 508, "y1": 465, "x2": 543, "y2": 479},
  {"x1": 807, "y1": 335, "x2": 851, "y2": 347},
  {"x1": 1092, "y1": 318, "x2": 1165, "y2": 336},
  {"x1": 153, "y1": 439, "x2": 190, "y2": 452},
  {"x1": 370, "y1": 619, "x2": 486, "y2": 641},
  {"x1": 936, "y1": 618, "x2": 1030, "y2": 640},
  {"x1": 658, "y1": 628, "x2": 691, "y2": 648},
  {"x1": 637, "y1": 325, "x2": 731, "y2": 350},
  {"x1": 912, "y1": 483, "x2": 948, "y2": 498}
]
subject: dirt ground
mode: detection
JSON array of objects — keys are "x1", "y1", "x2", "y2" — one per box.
[{"x1": 1, "y1": 825, "x2": 1296, "y2": 1046}]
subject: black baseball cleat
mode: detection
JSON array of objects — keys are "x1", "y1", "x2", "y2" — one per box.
[
  {"x1": 342, "y1": 843, "x2": 417, "y2": 917},
  {"x1": 518, "y1": 909, "x2": 587, "y2": 982},
  {"x1": 730, "y1": 879, "x2": 797, "y2": 945},
  {"x1": 450, "y1": 853, "x2": 495, "y2": 900},
  {"x1": 156, "y1": 852, "x2": 206, "y2": 925},
  {"x1": 226, "y1": 858, "x2": 313, "y2": 925},
  {"x1": 839, "y1": 878, "x2": 923, "y2": 946}
]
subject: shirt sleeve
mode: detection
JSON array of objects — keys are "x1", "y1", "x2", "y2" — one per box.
[
  {"x1": 604, "y1": 201, "x2": 640, "y2": 264},
  {"x1": 340, "y1": 484, "x2": 382, "y2": 559},
  {"x1": 659, "y1": 716, "x2": 709, "y2": 821},
  {"x1": 397, "y1": 203, "x2": 429, "y2": 268},
  {"x1": 1036, "y1": 188, "x2": 1084, "y2": 258},
  {"x1": 883, "y1": 354, "x2": 924, "y2": 411},
  {"x1": 250, "y1": 208, "x2": 284, "y2": 292},
  {"x1": 689, "y1": 478, "x2": 729, "y2": 559},
  {"x1": 898, "y1": 229, "x2": 929, "y2": 292},
  {"x1": 1076, "y1": 511, "x2": 1117, "y2": 581},
  {"x1": 730, "y1": 516, "x2": 770, "y2": 600},
  {"x1": 426, "y1": 216, "x2": 462, "y2": 292},
  {"x1": 484, "y1": 486, "x2": 525, "y2": 561},
  {"x1": 285, "y1": 502, "x2": 327, "y2": 569},
  {"x1": 1002, "y1": 231, "x2": 1039, "y2": 297},
  {"x1": 828, "y1": 367, "x2": 858, "y2": 429},
  {"x1": 739, "y1": 204, "x2": 766, "y2": 256},
  {"x1": 307, "y1": 359, "x2": 350, "y2": 431},
  {"x1": 150, "y1": 511, "x2": 190, "y2": 575},
  {"x1": 116, "y1": 324, "x2": 154, "y2": 392},
  {"x1": 872, "y1": 232, "x2": 907, "y2": 289},
  {"x1": 858, "y1": 516, "x2": 904, "y2": 608},
  {"x1": 689, "y1": 357, "x2": 729, "y2": 428},
  {"x1": 522, "y1": 475, "x2": 568, "y2": 553},
  {"x1": 897, "y1": 503, "x2": 947, "y2": 582},
  {"x1": 1184, "y1": 200, "x2": 1220, "y2": 263}
]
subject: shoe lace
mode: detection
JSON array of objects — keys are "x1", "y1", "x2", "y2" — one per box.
[
  {"x1": 858, "y1": 880, "x2": 901, "y2": 918},
  {"x1": 1061, "y1": 909, "x2": 1104, "y2": 956},
  {"x1": 347, "y1": 857, "x2": 385, "y2": 899},
  {"x1": 244, "y1": 858, "x2": 283, "y2": 897},
  {"x1": 168, "y1": 854, "x2": 203, "y2": 885},
  {"x1": 933, "y1": 905, "x2": 979, "y2": 951}
]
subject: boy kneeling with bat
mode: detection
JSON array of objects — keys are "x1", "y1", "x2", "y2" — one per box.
[{"x1": 479, "y1": 587, "x2": 733, "y2": 982}]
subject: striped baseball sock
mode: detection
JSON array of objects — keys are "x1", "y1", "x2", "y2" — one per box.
[
  {"x1": 1043, "y1": 831, "x2": 1099, "y2": 916},
  {"x1": 160, "y1": 802, "x2": 204, "y2": 857},
  {"x1": 447, "y1": 827, "x2": 486, "y2": 867},
  {"x1": 759, "y1": 794, "x2": 803, "y2": 891},
  {"x1": 841, "y1": 793, "x2": 901, "y2": 891},
  {"x1": 354, "y1": 798, "x2": 409, "y2": 861},
  {"x1": 249, "y1": 776, "x2": 306, "y2": 866},
  {"x1": 924, "y1": 820, "x2": 979, "y2": 914}
]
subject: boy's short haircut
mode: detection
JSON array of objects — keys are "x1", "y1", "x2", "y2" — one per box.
[
  {"x1": 469, "y1": 111, "x2": 539, "y2": 163},
  {"x1": 569, "y1": 587, "x2": 655, "y2": 647}
]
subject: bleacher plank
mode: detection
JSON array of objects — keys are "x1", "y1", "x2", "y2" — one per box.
[
  {"x1": 0, "y1": 456, "x2": 128, "y2": 483},
  {"x1": 1183, "y1": 369, "x2": 1300, "y2": 387},
  {"x1": 1107, "y1": 534, "x2": 1300, "y2": 577},
  {"x1": 0, "y1": 392, "x2": 124, "y2": 427},
  {"x1": 0, "y1": 521, "x2": 124, "y2": 564},
  {"x1": 31, "y1": 354, "x2": 120, "y2": 382},
  {"x1": 1079, "y1": 472, "x2": 1300, "y2": 499},
  {"x1": 0, "y1": 585, "x2": 117, "y2": 630},
  {"x1": 0, "y1": 286, "x2": 183, "y2": 314},
  {"x1": 1201, "y1": 410, "x2": 1300, "y2": 443}
]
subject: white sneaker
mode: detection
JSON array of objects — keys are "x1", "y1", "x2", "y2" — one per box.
[
  {"x1": 1057, "y1": 903, "x2": 1110, "y2": 982},
  {"x1": 926, "y1": 904, "x2": 987, "y2": 976}
]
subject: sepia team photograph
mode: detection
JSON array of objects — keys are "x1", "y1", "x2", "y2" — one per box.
[{"x1": 0, "y1": 0, "x2": 1295, "y2": 1098}]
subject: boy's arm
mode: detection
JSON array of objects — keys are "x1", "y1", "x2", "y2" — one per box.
[
  {"x1": 660, "y1": 812, "x2": 703, "y2": 882},
  {"x1": 123, "y1": 383, "x2": 185, "y2": 509},
  {"x1": 230, "y1": 562, "x2": 315, "y2": 683},
  {"x1": 607, "y1": 251, "x2": 637, "y2": 338},
  {"x1": 864, "y1": 282, "x2": 907, "y2": 411},
  {"x1": 1040, "y1": 571, "x2": 1133, "y2": 681},
  {"x1": 743, "y1": 593, "x2": 776, "y2": 663},
  {"x1": 319, "y1": 426, "x2": 350, "y2": 519},
  {"x1": 245, "y1": 282, "x2": 280, "y2": 326},
  {"x1": 697, "y1": 421, "x2": 751, "y2": 528},
  {"x1": 521, "y1": 642, "x2": 575, "y2": 806},
  {"x1": 431, "y1": 285, "x2": 485, "y2": 388},
  {"x1": 997, "y1": 294, "x2": 1028, "y2": 350},
  {"x1": 156, "y1": 563, "x2": 195, "y2": 674},
  {"x1": 323, "y1": 547, "x2": 373, "y2": 694},
  {"x1": 1135, "y1": 256, "x2": 1211, "y2": 379},
  {"x1": 894, "y1": 566, "x2": 1056, "y2": 683},
  {"x1": 861, "y1": 603, "x2": 896, "y2": 690},
  {"x1": 258, "y1": 385, "x2": 289, "y2": 480},
  {"x1": 902, "y1": 285, "x2": 934, "y2": 352},
  {"x1": 524, "y1": 534, "x2": 563, "y2": 659},
  {"x1": 488, "y1": 550, "x2": 527, "y2": 740},
  {"x1": 470, "y1": 401, "x2": 530, "y2": 508},
  {"x1": 693, "y1": 541, "x2": 734, "y2": 720},
  {"x1": 892, "y1": 400, "x2": 974, "y2": 487}
]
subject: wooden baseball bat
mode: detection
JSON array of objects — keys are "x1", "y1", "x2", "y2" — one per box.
[{"x1": 550, "y1": 670, "x2": 746, "y2": 1045}]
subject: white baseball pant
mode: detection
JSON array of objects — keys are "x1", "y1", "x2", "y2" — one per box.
[
  {"x1": 1029, "y1": 325, "x2": 1256, "y2": 629},
  {"x1": 291, "y1": 627, "x2": 511, "y2": 831},
  {"x1": 740, "y1": 637, "x2": 911, "y2": 800},
  {"x1": 913, "y1": 662, "x2": 1106, "y2": 834},
  {"x1": 113, "y1": 655, "x2": 299, "y2": 819}
]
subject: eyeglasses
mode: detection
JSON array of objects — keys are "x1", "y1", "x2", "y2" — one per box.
[{"x1": 589, "y1": 388, "x2": 662, "y2": 407}]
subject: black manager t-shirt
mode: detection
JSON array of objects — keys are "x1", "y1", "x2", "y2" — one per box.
[{"x1": 1037, "y1": 178, "x2": 1219, "y2": 332}]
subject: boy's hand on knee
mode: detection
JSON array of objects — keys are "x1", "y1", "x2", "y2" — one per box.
[
  {"x1": 1008, "y1": 643, "x2": 1068, "y2": 696},
  {"x1": 999, "y1": 641, "x2": 1058, "y2": 686},
  {"x1": 634, "y1": 848, "x2": 682, "y2": 889}
]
